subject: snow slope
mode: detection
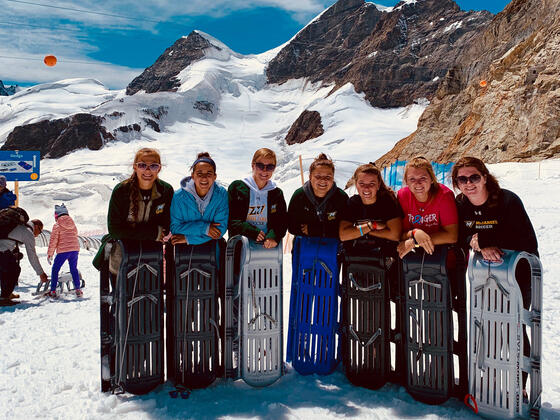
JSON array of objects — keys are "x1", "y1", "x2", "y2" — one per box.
[{"x1": 1, "y1": 160, "x2": 559, "y2": 420}]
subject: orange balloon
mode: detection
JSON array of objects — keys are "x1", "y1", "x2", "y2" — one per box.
[
  {"x1": 44, "y1": 55, "x2": 57, "y2": 67},
  {"x1": 479, "y1": 80, "x2": 487, "y2": 88}
]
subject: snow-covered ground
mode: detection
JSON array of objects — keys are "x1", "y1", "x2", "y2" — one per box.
[
  {"x1": 1, "y1": 158, "x2": 559, "y2": 419},
  {"x1": 1, "y1": 31, "x2": 559, "y2": 419}
]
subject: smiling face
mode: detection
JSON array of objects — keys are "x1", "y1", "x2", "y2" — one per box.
[
  {"x1": 456, "y1": 166, "x2": 488, "y2": 205},
  {"x1": 356, "y1": 172, "x2": 380, "y2": 205},
  {"x1": 310, "y1": 166, "x2": 334, "y2": 198},
  {"x1": 133, "y1": 155, "x2": 161, "y2": 190},
  {"x1": 192, "y1": 162, "x2": 216, "y2": 197},
  {"x1": 405, "y1": 167, "x2": 433, "y2": 202},
  {"x1": 252, "y1": 157, "x2": 275, "y2": 189}
]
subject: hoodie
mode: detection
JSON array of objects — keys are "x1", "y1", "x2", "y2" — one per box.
[
  {"x1": 47, "y1": 215, "x2": 80, "y2": 257},
  {"x1": 242, "y1": 176, "x2": 276, "y2": 233},
  {"x1": 170, "y1": 177, "x2": 228, "y2": 245},
  {"x1": 227, "y1": 178, "x2": 288, "y2": 242}
]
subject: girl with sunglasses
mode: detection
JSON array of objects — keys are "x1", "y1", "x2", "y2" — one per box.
[
  {"x1": 170, "y1": 152, "x2": 228, "y2": 245},
  {"x1": 452, "y1": 156, "x2": 538, "y2": 261},
  {"x1": 339, "y1": 163, "x2": 402, "y2": 244},
  {"x1": 228, "y1": 148, "x2": 287, "y2": 248},
  {"x1": 288, "y1": 153, "x2": 348, "y2": 238},
  {"x1": 93, "y1": 147, "x2": 174, "y2": 271},
  {"x1": 453, "y1": 156, "x2": 538, "y2": 399},
  {"x1": 396, "y1": 156, "x2": 458, "y2": 258}
]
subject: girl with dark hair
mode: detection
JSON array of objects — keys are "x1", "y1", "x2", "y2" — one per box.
[
  {"x1": 452, "y1": 156, "x2": 538, "y2": 397},
  {"x1": 170, "y1": 152, "x2": 228, "y2": 245},
  {"x1": 452, "y1": 156, "x2": 537, "y2": 260},
  {"x1": 228, "y1": 148, "x2": 287, "y2": 248},
  {"x1": 339, "y1": 163, "x2": 402, "y2": 242},
  {"x1": 288, "y1": 153, "x2": 348, "y2": 238},
  {"x1": 92, "y1": 147, "x2": 174, "y2": 271},
  {"x1": 396, "y1": 156, "x2": 458, "y2": 258}
]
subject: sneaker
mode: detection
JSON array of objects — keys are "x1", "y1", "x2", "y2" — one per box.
[
  {"x1": 75, "y1": 289, "x2": 83, "y2": 298},
  {"x1": 46, "y1": 291, "x2": 57, "y2": 298}
]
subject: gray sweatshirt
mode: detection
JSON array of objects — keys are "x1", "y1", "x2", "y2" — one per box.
[{"x1": 0, "y1": 222, "x2": 45, "y2": 276}]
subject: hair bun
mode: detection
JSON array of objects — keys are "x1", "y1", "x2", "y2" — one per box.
[{"x1": 197, "y1": 152, "x2": 211, "y2": 159}]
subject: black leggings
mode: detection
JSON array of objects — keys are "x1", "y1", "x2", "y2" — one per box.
[{"x1": 0, "y1": 251, "x2": 21, "y2": 298}]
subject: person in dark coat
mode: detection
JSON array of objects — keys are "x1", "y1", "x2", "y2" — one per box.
[
  {"x1": 228, "y1": 148, "x2": 287, "y2": 248},
  {"x1": 451, "y1": 156, "x2": 538, "y2": 396},
  {"x1": 92, "y1": 148, "x2": 174, "y2": 272},
  {"x1": 288, "y1": 153, "x2": 348, "y2": 238}
]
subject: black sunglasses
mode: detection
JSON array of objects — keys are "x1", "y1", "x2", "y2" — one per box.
[
  {"x1": 456, "y1": 174, "x2": 482, "y2": 185},
  {"x1": 254, "y1": 162, "x2": 275, "y2": 172}
]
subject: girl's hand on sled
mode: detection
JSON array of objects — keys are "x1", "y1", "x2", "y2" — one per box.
[
  {"x1": 481, "y1": 246, "x2": 503, "y2": 262},
  {"x1": 263, "y1": 238, "x2": 278, "y2": 249},
  {"x1": 256, "y1": 231, "x2": 266, "y2": 242},
  {"x1": 397, "y1": 239, "x2": 415, "y2": 258},
  {"x1": 170, "y1": 234, "x2": 187, "y2": 245}
]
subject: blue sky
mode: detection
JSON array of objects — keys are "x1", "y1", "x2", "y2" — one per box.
[{"x1": 1, "y1": 0, "x2": 511, "y2": 89}]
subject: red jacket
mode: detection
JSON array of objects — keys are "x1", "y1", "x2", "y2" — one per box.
[{"x1": 47, "y1": 215, "x2": 79, "y2": 257}]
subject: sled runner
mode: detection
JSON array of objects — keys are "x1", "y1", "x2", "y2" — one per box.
[
  {"x1": 100, "y1": 240, "x2": 164, "y2": 395},
  {"x1": 402, "y1": 246, "x2": 467, "y2": 405},
  {"x1": 224, "y1": 235, "x2": 283, "y2": 387},
  {"x1": 166, "y1": 240, "x2": 224, "y2": 389},
  {"x1": 467, "y1": 250, "x2": 542, "y2": 419},
  {"x1": 340, "y1": 239, "x2": 402, "y2": 389},
  {"x1": 287, "y1": 236, "x2": 340, "y2": 375}
]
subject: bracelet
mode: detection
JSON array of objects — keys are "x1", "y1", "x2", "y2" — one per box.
[
  {"x1": 411, "y1": 229, "x2": 419, "y2": 245},
  {"x1": 358, "y1": 225, "x2": 364, "y2": 236},
  {"x1": 371, "y1": 221, "x2": 377, "y2": 230}
]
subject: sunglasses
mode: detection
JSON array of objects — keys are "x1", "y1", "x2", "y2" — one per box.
[
  {"x1": 254, "y1": 162, "x2": 275, "y2": 172},
  {"x1": 456, "y1": 174, "x2": 482, "y2": 185},
  {"x1": 135, "y1": 162, "x2": 161, "y2": 171}
]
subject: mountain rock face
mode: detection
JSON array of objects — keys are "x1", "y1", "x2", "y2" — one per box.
[
  {"x1": 126, "y1": 31, "x2": 214, "y2": 95},
  {"x1": 267, "y1": 0, "x2": 491, "y2": 108},
  {"x1": 285, "y1": 110, "x2": 324, "y2": 145},
  {"x1": 377, "y1": 0, "x2": 560, "y2": 165},
  {"x1": 1, "y1": 114, "x2": 114, "y2": 158},
  {"x1": 0, "y1": 80, "x2": 16, "y2": 96}
]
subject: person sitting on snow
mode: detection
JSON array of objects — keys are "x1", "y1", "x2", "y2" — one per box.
[
  {"x1": 0, "y1": 175, "x2": 17, "y2": 210},
  {"x1": 46, "y1": 204, "x2": 82, "y2": 298},
  {"x1": 0, "y1": 217, "x2": 48, "y2": 302}
]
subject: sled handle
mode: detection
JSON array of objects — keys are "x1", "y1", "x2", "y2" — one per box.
[
  {"x1": 349, "y1": 272, "x2": 381, "y2": 292},
  {"x1": 348, "y1": 325, "x2": 382, "y2": 348}
]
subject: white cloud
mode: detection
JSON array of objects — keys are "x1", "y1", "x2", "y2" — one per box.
[{"x1": 0, "y1": 0, "x2": 334, "y2": 87}]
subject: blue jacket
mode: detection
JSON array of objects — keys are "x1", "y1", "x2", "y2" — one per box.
[
  {"x1": 170, "y1": 178, "x2": 229, "y2": 245},
  {"x1": 0, "y1": 190, "x2": 17, "y2": 210}
]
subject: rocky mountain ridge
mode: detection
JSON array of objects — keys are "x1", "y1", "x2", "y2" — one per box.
[{"x1": 377, "y1": 0, "x2": 560, "y2": 165}]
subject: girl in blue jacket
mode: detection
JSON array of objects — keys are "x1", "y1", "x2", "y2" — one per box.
[{"x1": 170, "y1": 152, "x2": 228, "y2": 245}]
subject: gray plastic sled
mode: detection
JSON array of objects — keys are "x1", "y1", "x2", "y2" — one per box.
[
  {"x1": 224, "y1": 235, "x2": 283, "y2": 387},
  {"x1": 468, "y1": 250, "x2": 542, "y2": 419}
]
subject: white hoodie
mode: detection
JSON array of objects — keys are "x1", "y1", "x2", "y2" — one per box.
[{"x1": 243, "y1": 176, "x2": 276, "y2": 233}]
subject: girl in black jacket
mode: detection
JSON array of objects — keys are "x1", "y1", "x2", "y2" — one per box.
[{"x1": 228, "y1": 148, "x2": 287, "y2": 248}]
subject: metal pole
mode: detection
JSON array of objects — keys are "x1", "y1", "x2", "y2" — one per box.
[{"x1": 14, "y1": 180, "x2": 19, "y2": 207}]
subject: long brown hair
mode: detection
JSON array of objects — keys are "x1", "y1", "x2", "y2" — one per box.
[
  {"x1": 309, "y1": 153, "x2": 335, "y2": 175},
  {"x1": 125, "y1": 148, "x2": 162, "y2": 220},
  {"x1": 352, "y1": 163, "x2": 396, "y2": 202},
  {"x1": 403, "y1": 156, "x2": 439, "y2": 196},
  {"x1": 452, "y1": 156, "x2": 501, "y2": 205}
]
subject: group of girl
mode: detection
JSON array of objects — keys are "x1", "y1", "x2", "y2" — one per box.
[{"x1": 93, "y1": 147, "x2": 538, "y2": 269}]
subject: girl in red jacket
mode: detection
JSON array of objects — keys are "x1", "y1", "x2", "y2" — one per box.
[{"x1": 47, "y1": 204, "x2": 81, "y2": 297}]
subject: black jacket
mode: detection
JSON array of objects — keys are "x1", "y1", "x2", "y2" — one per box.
[{"x1": 456, "y1": 188, "x2": 538, "y2": 256}]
